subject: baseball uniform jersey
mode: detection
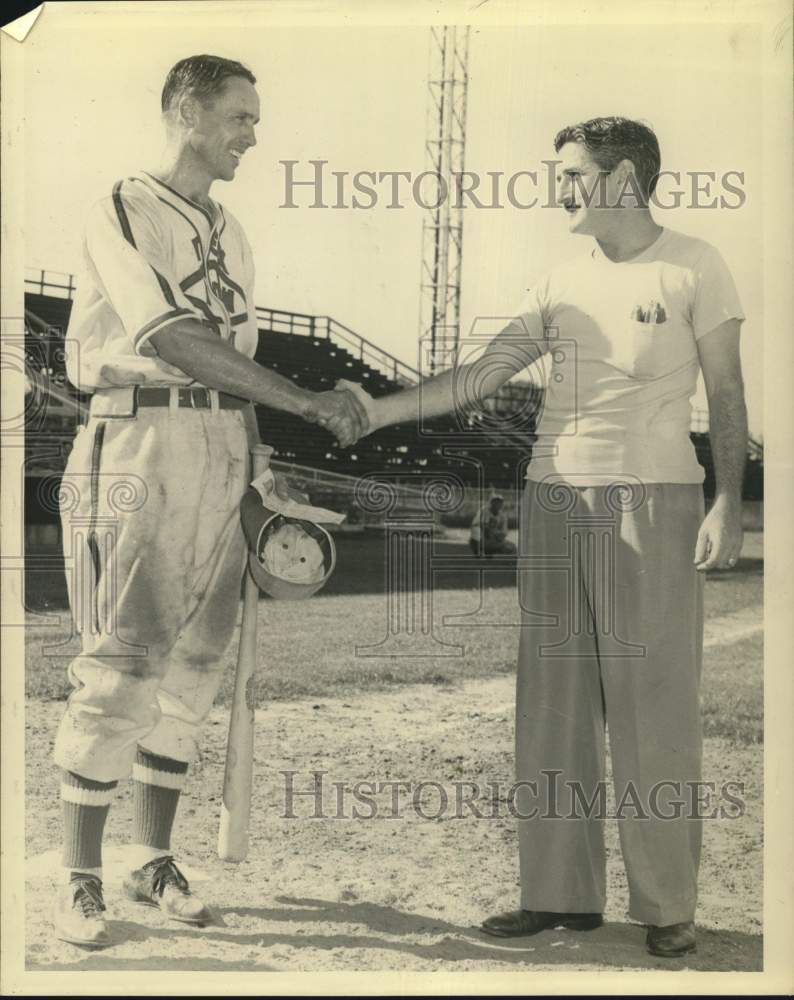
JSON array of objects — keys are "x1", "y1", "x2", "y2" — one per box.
[{"x1": 64, "y1": 171, "x2": 258, "y2": 391}]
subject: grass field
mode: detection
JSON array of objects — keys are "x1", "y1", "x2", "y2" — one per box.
[{"x1": 24, "y1": 531, "x2": 763, "y2": 743}]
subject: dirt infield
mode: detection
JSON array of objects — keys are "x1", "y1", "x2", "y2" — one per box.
[{"x1": 25, "y1": 638, "x2": 762, "y2": 972}]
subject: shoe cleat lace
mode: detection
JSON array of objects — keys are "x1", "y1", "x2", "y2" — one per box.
[
  {"x1": 144, "y1": 855, "x2": 192, "y2": 898},
  {"x1": 71, "y1": 876, "x2": 106, "y2": 918}
]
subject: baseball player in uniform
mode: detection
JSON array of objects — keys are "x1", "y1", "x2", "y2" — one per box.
[
  {"x1": 469, "y1": 493, "x2": 517, "y2": 556},
  {"x1": 346, "y1": 118, "x2": 747, "y2": 958},
  {"x1": 54, "y1": 55, "x2": 367, "y2": 948}
]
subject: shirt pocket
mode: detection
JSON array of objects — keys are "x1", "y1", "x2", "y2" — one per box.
[{"x1": 614, "y1": 319, "x2": 668, "y2": 380}]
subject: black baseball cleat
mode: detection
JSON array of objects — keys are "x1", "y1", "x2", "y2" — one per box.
[
  {"x1": 54, "y1": 873, "x2": 111, "y2": 949},
  {"x1": 481, "y1": 909, "x2": 603, "y2": 938},
  {"x1": 123, "y1": 855, "x2": 211, "y2": 926},
  {"x1": 646, "y1": 920, "x2": 697, "y2": 957}
]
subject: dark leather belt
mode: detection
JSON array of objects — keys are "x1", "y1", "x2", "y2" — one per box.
[{"x1": 134, "y1": 386, "x2": 249, "y2": 410}]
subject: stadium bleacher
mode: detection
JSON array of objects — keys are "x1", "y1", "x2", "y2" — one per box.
[{"x1": 26, "y1": 292, "x2": 74, "y2": 334}]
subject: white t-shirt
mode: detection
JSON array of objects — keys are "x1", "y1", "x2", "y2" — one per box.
[
  {"x1": 514, "y1": 227, "x2": 744, "y2": 485},
  {"x1": 64, "y1": 171, "x2": 259, "y2": 392}
]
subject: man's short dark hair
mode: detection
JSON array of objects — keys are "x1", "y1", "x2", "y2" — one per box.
[
  {"x1": 161, "y1": 55, "x2": 256, "y2": 113},
  {"x1": 554, "y1": 117, "x2": 661, "y2": 201}
]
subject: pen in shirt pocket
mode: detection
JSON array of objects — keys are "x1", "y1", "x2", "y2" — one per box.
[{"x1": 631, "y1": 301, "x2": 667, "y2": 324}]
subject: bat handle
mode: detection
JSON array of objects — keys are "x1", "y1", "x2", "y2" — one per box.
[{"x1": 251, "y1": 443, "x2": 274, "y2": 477}]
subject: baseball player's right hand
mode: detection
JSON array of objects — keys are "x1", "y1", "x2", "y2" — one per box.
[
  {"x1": 334, "y1": 378, "x2": 378, "y2": 431},
  {"x1": 309, "y1": 389, "x2": 370, "y2": 447}
]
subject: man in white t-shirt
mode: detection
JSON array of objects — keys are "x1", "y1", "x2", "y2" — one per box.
[{"x1": 347, "y1": 117, "x2": 747, "y2": 958}]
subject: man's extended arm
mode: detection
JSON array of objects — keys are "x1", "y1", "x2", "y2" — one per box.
[
  {"x1": 355, "y1": 314, "x2": 549, "y2": 434},
  {"x1": 693, "y1": 319, "x2": 747, "y2": 571},
  {"x1": 149, "y1": 318, "x2": 367, "y2": 446}
]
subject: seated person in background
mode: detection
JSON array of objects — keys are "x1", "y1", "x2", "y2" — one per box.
[{"x1": 469, "y1": 494, "x2": 517, "y2": 556}]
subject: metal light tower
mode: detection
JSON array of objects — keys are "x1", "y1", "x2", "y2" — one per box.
[{"x1": 419, "y1": 26, "x2": 470, "y2": 376}]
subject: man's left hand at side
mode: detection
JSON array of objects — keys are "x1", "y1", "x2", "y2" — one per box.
[{"x1": 693, "y1": 495, "x2": 744, "y2": 571}]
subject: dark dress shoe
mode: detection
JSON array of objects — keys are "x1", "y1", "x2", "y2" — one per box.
[
  {"x1": 646, "y1": 921, "x2": 697, "y2": 957},
  {"x1": 481, "y1": 909, "x2": 603, "y2": 938}
]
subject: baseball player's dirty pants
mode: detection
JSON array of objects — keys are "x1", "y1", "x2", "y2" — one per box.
[
  {"x1": 54, "y1": 404, "x2": 250, "y2": 783},
  {"x1": 515, "y1": 480, "x2": 704, "y2": 926}
]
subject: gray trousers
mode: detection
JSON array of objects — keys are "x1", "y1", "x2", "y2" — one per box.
[{"x1": 515, "y1": 479, "x2": 704, "y2": 926}]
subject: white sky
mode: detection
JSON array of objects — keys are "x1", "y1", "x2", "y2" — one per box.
[{"x1": 22, "y1": 8, "x2": 763, "y2": 433}]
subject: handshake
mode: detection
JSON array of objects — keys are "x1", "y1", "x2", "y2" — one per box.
[{"x1": 306, "y1": 378, "x2": 378, "y2": 448}]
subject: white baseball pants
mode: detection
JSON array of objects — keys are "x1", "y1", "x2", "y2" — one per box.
[{"x1": 54, "y1": 396, "x2": 249, "y2": 783}]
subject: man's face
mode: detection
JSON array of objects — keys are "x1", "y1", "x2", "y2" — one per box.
[
  {"x1": 556, "y1": 141, "x2": 617, "y2": 236},
  {"x1": 189, "y1": 77, "x2": 260, "y2": 182},
  {"x1": 490, "y1": 498, "x2": 504, "y2": 514}
]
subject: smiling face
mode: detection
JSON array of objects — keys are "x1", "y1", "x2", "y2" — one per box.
[
  {"x1": 556, "y1": 141, "x2": 622, "y2": 237},
  {"x1": 187, "y1": 76, "x2": 260, "y2": 183}
]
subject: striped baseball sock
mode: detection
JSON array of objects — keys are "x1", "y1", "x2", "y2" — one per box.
[
  {"x1": 130, "y1": 747, "x2": 188, "y2": 867},
  {"x1": 61, "y1": 770, "x2": 117, "y2": 876}
]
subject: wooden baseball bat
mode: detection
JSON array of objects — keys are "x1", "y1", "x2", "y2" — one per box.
[{"x1": 218, "y1": 443, "x2": 274, "y2": 862}]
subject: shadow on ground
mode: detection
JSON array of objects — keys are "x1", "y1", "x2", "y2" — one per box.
[{"x1": 29, "y1": 895, "x2": 762, "y2": 972}]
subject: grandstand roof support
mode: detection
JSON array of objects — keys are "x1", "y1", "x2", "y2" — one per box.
[{"x1": 418, "y1": 26, "x2": 470, "y2": 378}]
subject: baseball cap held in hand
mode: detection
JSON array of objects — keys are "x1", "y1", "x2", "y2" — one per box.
[{"x1": 240, "y1": 469, "x2": 342, "y2": 600}]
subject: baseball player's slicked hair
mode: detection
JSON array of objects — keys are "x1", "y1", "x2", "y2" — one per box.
[
  {"x1": 161, "y1": 54, "x2": 257, "y2": 113},
  {"x1": 554, "y1": 117, "x2": 661, "y2": 201}
]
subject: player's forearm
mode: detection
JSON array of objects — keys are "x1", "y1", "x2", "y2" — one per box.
[
  {"x1": 366, "y1": 369, "x2": 459, "y2": 431},
  {"x1": 707, "y1": 386, "x2": 748, "y2": 507},
  {"x1": 150, "y1": 320, "x2": 315, "y2": 419},
  {"x1": 366, "y1": 328, "x2": 546, "y2": 433},
  {"x1": 368, "y1": 361, "x2": 509, "y2": 432}
]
